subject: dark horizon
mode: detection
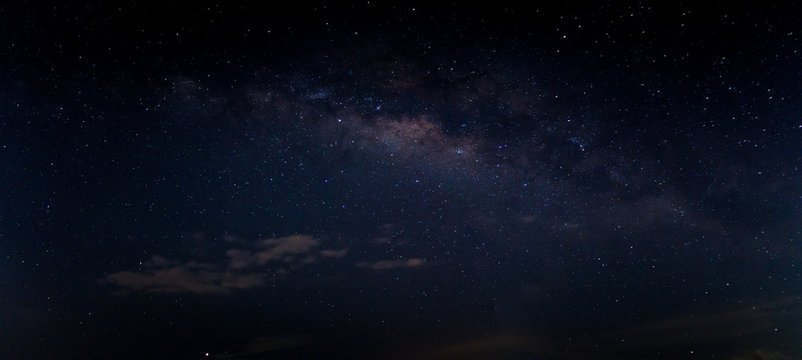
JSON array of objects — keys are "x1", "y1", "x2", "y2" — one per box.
[{"x1": 1, "y1": 2, "x2": 800, "y2": 359}]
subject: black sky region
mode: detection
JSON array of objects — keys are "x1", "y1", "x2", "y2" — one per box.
[{"x1": 1, "y1": 1, "x2": 801, "y2": 359}]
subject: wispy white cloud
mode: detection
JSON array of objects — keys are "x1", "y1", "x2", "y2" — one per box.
[
  {"x1": 357, "y1": 258, "x2": 425, "y2": 270},
  {"x1": 226, "y1": 234, "x2": 320, "y2": 269},
  {"x1": 104, "y1": 233, "x2": 431, "y2": 294},
  {"x1": 105, "y1": 258, "x2": 264, "y2": 294},
  {"x1": 104, "y1": 234, "x2": 338, "y2": 294},
  {"x1": 319, "y1": 248, "x2": 349, "y2": 258}
]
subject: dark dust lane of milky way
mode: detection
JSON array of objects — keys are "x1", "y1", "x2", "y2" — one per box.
[{"x1": 1, "y1": 2, "x2": 801, "y2": 360}]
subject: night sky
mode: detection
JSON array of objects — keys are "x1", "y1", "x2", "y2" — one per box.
[{"x1": 2, "y1": 2, "x2": 801, "y2": 359}]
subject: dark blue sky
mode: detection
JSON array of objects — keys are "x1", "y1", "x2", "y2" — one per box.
[{"x1": 2, "y1": 2, "x2": 801, "y2": 359}]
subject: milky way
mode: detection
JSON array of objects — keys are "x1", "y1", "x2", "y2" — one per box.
[{"x1": 2, "y1": 2, "x2": 801, "y2": 360}]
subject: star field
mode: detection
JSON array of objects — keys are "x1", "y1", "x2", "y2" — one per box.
[{"x1": 1, "y1": 2, "x2": 801, "y2": 360}]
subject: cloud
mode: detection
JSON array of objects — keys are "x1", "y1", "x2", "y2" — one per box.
[
  {"x1": 105, "y1": 257, "x2": 264, "y2": 294},
  {"x1": 104, "y1": 234, "x2": 426, "y2": 294},
  {"x1": 227, "y1": 234, "x2": 320, "y2": 269},
  {"x1": 257, "y1": 235, "x2": 319, "y2": 262},
  {"x1": 319, "y1": 248, "x2": 349, "y2": 258},
  {"x1": 104, "y1": 234, "x2": 331, "y2": 294},
  {"x1": 225, "y1": 249, "x2": 256, "y2": 270},
  {"x1": 369, "y1": 237, "x2": 394, "y2": 244},
  {"x1": 357, "y1": 258, "x2": 425, "y2": 270}
]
